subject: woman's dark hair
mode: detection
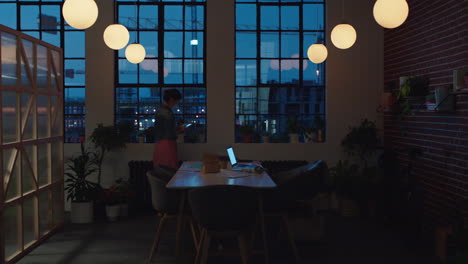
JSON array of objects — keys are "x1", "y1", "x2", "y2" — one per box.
[{"x1": 163, "y1": 89, "x2": 182, "y2": 102}]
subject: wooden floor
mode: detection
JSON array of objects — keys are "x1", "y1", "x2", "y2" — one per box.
[{"x1": 16, "y1": 212, "x2": 439, "y2": 264}]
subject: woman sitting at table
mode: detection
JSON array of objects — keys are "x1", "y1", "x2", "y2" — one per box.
[{"x1": 153, "y1": 89, "x2": 186, "y2": 169}]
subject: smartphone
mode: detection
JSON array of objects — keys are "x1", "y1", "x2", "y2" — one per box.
[{"x1": 184, "y1": 123, "x2": 192, "y2": 128}]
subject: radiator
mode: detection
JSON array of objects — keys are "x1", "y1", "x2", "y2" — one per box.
[{"x1": 128, "y1": 160, "x2": 154, "y2": 213}]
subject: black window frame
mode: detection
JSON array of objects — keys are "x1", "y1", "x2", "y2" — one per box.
[
  {"x1": 235, "y1": 0, "x2": 327, "y2": 143},
  {"x1": 115, "y1": 0, "x2": 207, "y2": 143}
]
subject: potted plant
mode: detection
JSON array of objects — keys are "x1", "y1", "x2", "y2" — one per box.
[
  {"x1": 425, "y1": 93, "x2": 436, "y2": 111},
  {"x1": 101, "y1": 187, "x2": 121, "y2": 221},
  {"x1": 341, "y1": 119, "x2": 379, "y2": 169},
  {"x1": 398, "y1": 76, "x2": 430, "y2": 113},
  {"x1": 137, "y1": 131, "x2": 145, "y2": 143},
  {"x1": 341, "y1": 119, "x2": 382, "y2": 217},
  {"x1": 313, "y1": 116, "x2": 325, "y2": 143},
  {"x1": 239, "y1": 124, "x2": 255, "y2": 143},
  {"x1": 303, "y1": 127, "x2": 317, "y2": 143},
  {"x1": 144, "y1": 126, "x2": 155, "y2": 143},
  {"x1": 330, "y1": 160, "x2": 360, "y2": 217},
  {"x1": 90, "y1": 121, "x2": 132, "y2": 185},
  {"x1": 262, "y1": 131, "x2": 271, "y2": 143},
  {"x1": 286, "y1": 117, "x2": 301, "y2": 143},
  {"x1": 112, "y1": 178, "x2": 134, "y2": 217},
  {"x1": 65, "y1": 142, "x2": 100, "y2": 224}
]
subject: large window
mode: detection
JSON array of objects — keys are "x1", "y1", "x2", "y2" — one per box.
[
  {"x1": 116, "y1": 0, "x2": 206, "y2": 143},
  {"x1": 0, "y1": 0, "x2": 86, "y2": 143},
  {"x1": 235, "y1": 0, "x2": 325, "y2": 143}
]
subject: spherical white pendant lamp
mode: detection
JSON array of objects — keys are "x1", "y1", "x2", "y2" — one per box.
[
  {"x1": 103, "y1": 24, "x2": 130, "y2": 50},
  {"x1": 307, "y1": 44, "x2": 328, "y2": 64},
  {"x1": 62, "y1": 0, "x2": 98, "y2": 30},
  {"x1": 373, "y1": 0, "x2": 409, "y2": 29},
  {"x1": 331, "y1": 24, "x2": 357, "y2": 49},
  {"x1": 125, "y1": 44, "x2": 146, "y2": 64}
]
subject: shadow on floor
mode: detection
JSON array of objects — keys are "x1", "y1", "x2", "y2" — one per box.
[{"x1": 16, "y1": 212, "x2": 439, "y2": 264}]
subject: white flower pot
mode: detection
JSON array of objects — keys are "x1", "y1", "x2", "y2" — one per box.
[
  {"x1": 106, "y1": 204, "x2": 121, "y2": 221},
  {"x1": 120, "y1": 203, "x2": 129, "y2": 217},
  {"x1": 289, "y1": 133, "x2": 299, "y2": 143},
  {"x1": 304, "y1": 132, "x2": 317, "y2": 143},
  {"x1": 71, "y1": 201, "x2": 94, "y2": 224}
]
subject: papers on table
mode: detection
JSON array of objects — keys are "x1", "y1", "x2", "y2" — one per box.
[
  {"x1": 219, "y1": 169, "x2": 251, "y2": 178},
  {"x1": 179, "y1": 162, "x2": 202, "y2": 171}
]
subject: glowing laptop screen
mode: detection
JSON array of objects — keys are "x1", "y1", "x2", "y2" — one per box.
[{"x1": 226, "y1": 147, "x2": 237, "y2": 166}]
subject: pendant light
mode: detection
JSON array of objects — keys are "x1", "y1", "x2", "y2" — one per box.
[
  {"x1": 331, "y1": 24, "x2": 357, "y2": 49},
  {"x1": 126, "y1": 43, "x2": 146, "y2": 64},
  {"x1": 331, "y1": 0, "x2": 357, "y2": 49},
  {"x1": 125, "y1": 3, "x2": 146, "y2": 64},
  {"x1": 307, "y1": 43, "x2": 328, "y2": 64},
  {"x1": 307, "y1": 9, "x2": 327, "y2": 64},
  {"x1": 104, "y1": 24, "x2": 130, "y2": 50},
  {"x1": 62, "y1": 0, "x2": 98, "y2": 30},
  {"x1": 103, "y1": 2, "x2": 129, "y2": 50},
  {"x1": 373, "y1": 0, "x2": 409, "y2": 29}
]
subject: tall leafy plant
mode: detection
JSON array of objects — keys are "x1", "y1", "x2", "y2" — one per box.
[
  {"x1": 90, "y1": 122, "x2": 133, "y2": 184},
  {"x1": 286, "y1": 116, "x2": 302, "y2": 134},
  {"x1": 341, "y1": 119, "x2": 379, "y2": 168},
  {"x1": 65, "y1": 142, "x2": 100, "y2": 202}
]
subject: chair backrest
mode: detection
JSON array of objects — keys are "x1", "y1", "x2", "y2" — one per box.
[
  {"x1": 146, "y1": 167, "x2": 179, "y2": 213},
  {"x1": 275, "y1": 160, "x2": 329, "y2": 201},
  {"x1": 188, "y1": 185, "x2": 258, "y2": 231}
]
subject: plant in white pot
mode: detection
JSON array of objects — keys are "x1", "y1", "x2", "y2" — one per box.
[
  {"x1": 65, "y1": 142, "x2": 100, "y2": 224},
  {"x1": 113, "y1": 177, "x2": 134, "y2": 218},
  {"x1": 313, "y1": 116, "x2": 326, "y2": 143},
  {"x1": 137, "y1": 131, "x2": 145, "y2": 143},
  {"x1": 286, "y1": 116, "x2": 302, "y2": 143},
  {"x1": 303, "y1": 127, "x2": 317, "y2": 143},
  {"x1": 262, "y1": 131, "x2": 271, "y2": 143},
  {"x1": 102, "y1": 187, "x2": 121, "y2": 222},
  {"x1": 90, "y1": 121, "x2": 132, "y2": 185}
]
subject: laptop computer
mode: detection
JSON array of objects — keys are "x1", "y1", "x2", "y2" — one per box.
[{"x1": 226, "y1": 146, "x2": 258, "y2": 170}]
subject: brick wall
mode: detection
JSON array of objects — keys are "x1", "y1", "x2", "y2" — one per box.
[{"x1": 383, "y1": 0, "x2": 468, "y2": 233}]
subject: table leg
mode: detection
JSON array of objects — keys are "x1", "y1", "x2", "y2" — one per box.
[
  {"x1": 175, "y1": 191, "x2": 186, "y2": 260},
  {"x1": 258, "y1": 193, "x2": 269, "y2": 264}
]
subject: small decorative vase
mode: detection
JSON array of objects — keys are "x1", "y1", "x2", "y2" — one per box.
[
  {"x1": 120, "y1": 203, "x2": 129, "y2": 217},
  {"x1": 262, "y1": 136, "x2": 270, "y2": 143},
  {"x1": 317, "y1": 129, "x2": 324, "y2": 143},
  {"x1": 289, "y1": 133, "x2": 299, "y2": 143},
  {"x1": 106, "y1": 204, "x2": 121, "y2": 221},
  {"x1": 304, "y1": 132, "x2": 317, "y2": 143},
  {"x1": 138, "y1": 136, "x2": 144, "y2": 143}
]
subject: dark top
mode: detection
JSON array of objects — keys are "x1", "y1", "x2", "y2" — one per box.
[{"x1": 154, "y1": 105, "x2": 177, "y2": 141}]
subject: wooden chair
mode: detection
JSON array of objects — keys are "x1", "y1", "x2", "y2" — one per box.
[
  {"x1": 188, "y1": 185, "x2": 259, "y2": 264},
  {"x1": 146, "y1": 167, "x2": 198, "y2": 263}
]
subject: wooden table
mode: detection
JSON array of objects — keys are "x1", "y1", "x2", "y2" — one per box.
[{"x1": 167, "y1": 161, "x2": 277, "y2": 263}]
